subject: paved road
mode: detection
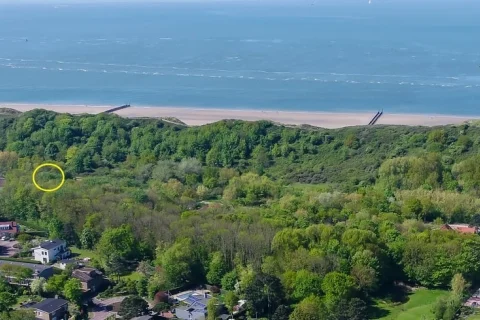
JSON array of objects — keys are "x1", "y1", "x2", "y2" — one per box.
[
  {"x1": 92, "y1": 296, "x2": 127, "y2": 307},
  {"x1": 0, "y1": 240, "x2": 19, "y2": 257},
  {"x1": 90, "y1": 296, "x2": 127, "y2": 320},
  {"x1": 89, "y1": 309, "x2": 115, "y2": 320}
]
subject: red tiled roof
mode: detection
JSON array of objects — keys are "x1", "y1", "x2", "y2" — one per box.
[
  {"x1": 0, "y1": 221, "x2": 19, "y2": 234},
  {"x1": 442, "y1": 224, "x2": 478, "y2": 234},
  {"x1": 456, "y1": 227, "x2": 477, "y2": 234}
]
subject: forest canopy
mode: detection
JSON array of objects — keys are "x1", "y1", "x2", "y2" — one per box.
[{"x1": 1, "y1": 109, "x2": 480, "y2": 320}]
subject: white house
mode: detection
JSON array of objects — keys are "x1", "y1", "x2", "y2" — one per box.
[{"x1": 33, "y1": 239, "x2": 71, "y2": 264}]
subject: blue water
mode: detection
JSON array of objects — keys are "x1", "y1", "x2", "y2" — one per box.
[{"x1": 0, "y1": 1, "x2": 479, "y2": 115}]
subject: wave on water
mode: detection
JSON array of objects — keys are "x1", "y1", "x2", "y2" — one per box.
[{"x1": 0, "y1": 59, "x2": 478, "y2": 88}]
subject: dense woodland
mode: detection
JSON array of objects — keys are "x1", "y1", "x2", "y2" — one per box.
[{"x1": 2, "y1": 109, "x2": 480, "y2": 319}]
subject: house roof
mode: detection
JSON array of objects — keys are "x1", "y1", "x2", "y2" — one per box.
[
  {"x1": 442, "y1": 224, "x2": 478, "y2": 234},
  {"x1": 31, "y1": 298, "x2": 68, "y2": 313},
  {"x1": 72, "y1": 267, "x2": 103, "y2": 283},
  {"x1": 0, "y1": 260, "x2": 52, "y2": 274},
  {"x1": 0, "y1": 221, "x2": 19, "y2": 234},
  {"x1": 38, "y1": 239, "x2": 65, "y2": 250}
]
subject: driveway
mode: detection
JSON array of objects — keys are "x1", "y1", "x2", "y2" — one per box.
[
  {"x1": 89, "y1": 309, "x2": 115, "y2": 320},
  {"x1": 0, "y1": 240, "x2": 19, "y2": 257},
  {"x1": 92, "y1": 296, "x2": 127, "y2": 307}
]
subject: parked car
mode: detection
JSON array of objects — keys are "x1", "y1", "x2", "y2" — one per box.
[{"x1": 0, "y1": 236, "x2": 6, "y2": 241}]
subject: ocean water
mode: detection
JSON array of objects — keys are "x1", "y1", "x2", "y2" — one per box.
[{"x1": 0, "y1": 0, "x2": 479, "y2": 115}]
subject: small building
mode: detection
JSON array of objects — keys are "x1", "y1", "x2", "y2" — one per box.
[
  {"x1": 54, "y1": 259, "x2": 82, "y2": 270},
  {"x1": 31, "y1": 298, "x2": 68, "y2": 320},
  {"x1": 33, "y1": 239, "x2": 70, "y2": 264},
  {"x1": 173, "y1": 290, "x2": 213, "y2": 320},
  {"x1": 0, "y1": 177, "x2": 5, "y2": 188},
  {"x1": 441, "y1": 224, "x2": 479, "y2": 234},
  {"x1": 0, "y1": 260, "x2": 53, "y2": 285},
  {"x1": 72, "y1": 266, "x2": 106, "y2": 293},
  {"x1": 0, "y1": 221, "x2": 19, "y2": 238}
]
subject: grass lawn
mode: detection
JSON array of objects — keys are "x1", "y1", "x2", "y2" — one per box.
[
  {"x1": 70, "y1": 246, "x2": 100, "y2": 262},
  {"x1": 373, "y1": 289, "x2": 449, "y2": 320},
  {"x1": 120, "y1": 271, "x2": 142, "y2": 281},
  {"x1": 467, "y1": 312, "x2": 480, "y2": 320}
]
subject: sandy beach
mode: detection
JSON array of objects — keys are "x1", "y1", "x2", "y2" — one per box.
[{"x1": 2, "y1": 103, "x2": 479, "y2": 128}]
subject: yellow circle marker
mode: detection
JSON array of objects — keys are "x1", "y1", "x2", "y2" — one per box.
[{"x1": 32, "y1": 163, "x2": 65, "y2": 192}]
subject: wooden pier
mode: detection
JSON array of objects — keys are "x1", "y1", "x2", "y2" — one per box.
[
  {"x1": 103, "y1": 104, "x2": 131, "y2": 114},
  {"x1": 368, "y1": 110, "x2": 383, "y2": 125}
]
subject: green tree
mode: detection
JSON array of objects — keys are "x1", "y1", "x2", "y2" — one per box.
[
  {"x1": 224, "y1": 291, "x2": 238, "y2": 315},
  {"x1": 158, "y1": 238, "x2": 200, "y2": 287},
  {"x1": 289, "y1": 295, "x2": 327, "y2": 320},
  {"x1": 136, "y1": 276, "x2": 148, "y2": 297},
  {"x1": 207, "y1": 297, "x2": 221, "y2": 320},
  {"x1": 46, "y1": 274, "x2": 68, "y2": 294},
  {"x1": 0, "y1": 309, "x2": 36, "y2": 320},
  {"x1": 272, "y1": 305, "x2": 290, "y2": 320},
  {"x1": 221, "y1": 271, "x2": 238, "y2": 291},
  {"x1": 451, "y1": 273, "x2": 468, "y2": 298},
  {"x1": 118, "y1": 296, "x2": 149, "y2": 319},
  {"x1": 97, "y1": 225, "x2": 136, "y2": 268},
  {"x1": 321, "y1": 272, "x2": 357, "y2": 309},
  {"x1": 30, "y1": 277, "x2": 47, "y2": 296},
  {"x1": 206, "y1": 252, "x2": 228, "y2": 285},
  {"x1": 0, "y1": 292, "x2": 16, "y2": 312},
  {"x1": 63, "y1": 278, "x2": 82, "y2": 306},
  {"x1": 290, "y1": 270, "x2": 323, "y2": 302},
  {"x1": 80, "y1": 226, "x2": 98, "y2": 250}
]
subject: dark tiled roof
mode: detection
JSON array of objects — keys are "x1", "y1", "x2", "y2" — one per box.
[
  {"x1": 72, "y1": 267, "x2": 103, "y2": 283},
  {"x1": 0, "y1": 260, "x2": 52, "y2": 273},
  {"x1": 39, "y1": 239, "x2": 65, "y2": 250},
  {"x1": 72, "y1": 269, "x2": 93, "y2": 282},
  {"x1": 32, "y1": 298, "x2": 68, "y2": 313}
]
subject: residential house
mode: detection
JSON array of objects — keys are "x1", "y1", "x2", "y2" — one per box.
[
  {"x1": 0, "y1": 260, "x2": 53, "y2": 285},
  {"x1": 54, "y1": 259, "x2": 82, "y2": 270},
  {"x1": 0, "y1": 221, "x2": 19, "y2": 238},
  {"x1": 72, "y1": 266, "x2": 106, "y2": 292},
  {"x1": 0, "y1": 177, "x2": 5, "y2": 188},
  {"x1": 172, "y1": 290, "x2": 230, "y2": 320},
  {"x1": 31, "y1": 298, "x2": 68, "y2": 320},
  {"x1": 440, "y1": 224, "x2": 479, "y2": 234},
  {"x1": 33, "y1": 239, "x2": 70, "y2": 264}
]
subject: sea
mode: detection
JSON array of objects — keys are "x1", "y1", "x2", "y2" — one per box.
[{"x1": 0, "y1": 0, "x2": 479, "y2": 115}]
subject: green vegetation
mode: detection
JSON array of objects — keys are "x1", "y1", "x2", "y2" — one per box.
[
  {"x1": 2, "y1": 109, "x2": 480, "y2": 319},
  {"x1": 374, "y1": 289, "x2": 448, "y2": 320}
]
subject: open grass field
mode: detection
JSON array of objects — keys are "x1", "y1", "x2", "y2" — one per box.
[
  {"x1": 373, "y1": 289, "x2": 449, "y2": 320},
  {"x1": 70, "y1": 246, "x2": 100, "y2": 262}
]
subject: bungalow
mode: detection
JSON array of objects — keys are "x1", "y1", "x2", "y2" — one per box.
[
  {"x1": 0, "y1": 221, "x2": 19, "y2": 238},
  {"x1": 0, "y1": 260, "x2": 53, "y2": 285},
  {"x1": 173, "y1": 290, "x2": 228, "y2": 320},
  {"x1": 33, "y1": 239, "x2": 71, "y2": 264},
  {"x1": 441, "y1": 224, "x2": 479, "y2": 234},
  {"x1": 31, "y1": 298, "x2": 68, "y2": 320},
  {"x1": 72, "y1": 266, "x2": 106, "y2": 293},
  {"x1": 173, "y1": 290, "x2": 212, "y2": 320}
]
